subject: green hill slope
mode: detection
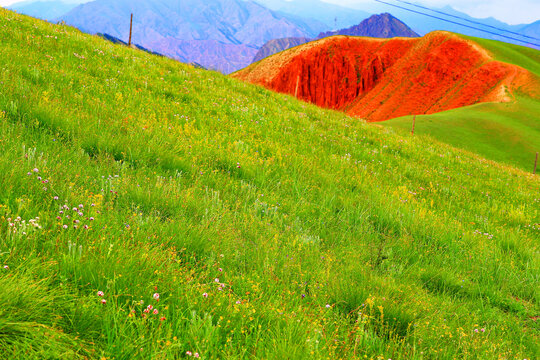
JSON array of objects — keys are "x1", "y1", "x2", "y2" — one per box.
[
  {"x1": 0, "y1": 8, "x2": 538, "y2": 359},
  {"x1": 384, "y1": 36, "x2": 540, "y2": 172}
]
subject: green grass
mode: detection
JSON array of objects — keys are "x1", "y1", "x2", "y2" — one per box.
[
  {"x1": 0, "y1": 9, "x2": 539, "y2": 359},
  {"x1": 384, "y1": 35, "x2": 540, "y2": 172}
]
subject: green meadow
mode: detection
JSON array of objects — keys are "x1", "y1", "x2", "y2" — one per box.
[
  {"x1": 384, "y1": 36, "x2": 540, "y2": 172},
  {"x1": 0, "y1": 8, "x2": 538, "y2": 359}
]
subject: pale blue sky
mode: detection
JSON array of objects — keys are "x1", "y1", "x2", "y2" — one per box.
[{"x1": 1, "y1": 0, "x2": 539, "y2": 25}]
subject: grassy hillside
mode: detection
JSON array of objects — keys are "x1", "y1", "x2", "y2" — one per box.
[
  {"x1": 384, "y1": 36, "x2": 540, "y2": 172},
  {"x1": 0, "y1": 8, "x2": 539, "y2": 359}
]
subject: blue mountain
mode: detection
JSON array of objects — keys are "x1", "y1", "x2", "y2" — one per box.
[{"x1": 56, "y1": 0, "x2": 328, "y2": 74}]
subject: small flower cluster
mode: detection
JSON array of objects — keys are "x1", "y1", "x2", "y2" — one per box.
[
  {"x1": 57, "y1": 202, "x2": 96, "y2": 230},
  {"x1": 6, "y1": 216, "x2": 42, "y2": 236},
  {"x1": 202, "y1": 272, "x2": 230, "y2": 299},
  {"x1": 130, "y1": 292, "x2": 165, "y2": 321},
  {"x1": 473, "y1": 327, "x2": 486, "y2": 333},
  {"x1": 186, "y1": 351, "x2": 200, "y2": 358},
  {"x1": 97, "y1": 290, "x2": 107, "y2": 305},
  {"x1": 473, "y1": 230, "x2": 494, "y2": 239},
  {"x1": 27, "y1": 168, "x2": 49, "y2": 192}
]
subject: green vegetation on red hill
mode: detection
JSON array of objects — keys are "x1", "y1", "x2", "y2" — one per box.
[{"x1": 0, "y1": 9, "x2": 538, "y2": 359}]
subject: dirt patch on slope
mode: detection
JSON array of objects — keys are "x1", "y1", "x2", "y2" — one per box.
[{"x1": 233, "y1": 32, "x2": 535, "y2": 121}]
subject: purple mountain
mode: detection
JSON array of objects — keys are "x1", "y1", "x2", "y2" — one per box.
[{"x1": 57, "y1": 0, "x2": 327, "y2": 73}]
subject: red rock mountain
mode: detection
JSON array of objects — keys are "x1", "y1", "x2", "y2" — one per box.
[{"x1": 234, "y1": 32, "x2": 533, "y2": 121}]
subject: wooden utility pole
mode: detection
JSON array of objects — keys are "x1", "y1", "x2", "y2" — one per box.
[
  {"x1": 128, "y1": 13, "x2": 133, "y2": 46},
  {"x1": 294, "y1": 75, "x2": 300, "y2": 98},
  {"x1": 534, "y1": 152, "x2": 538, "y2": 174},
  {"x1": 411, "y1": 115, "x2": 416, "y2": 135}
]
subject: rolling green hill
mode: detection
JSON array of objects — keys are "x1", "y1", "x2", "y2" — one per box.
[
  {"x1": 0, "y1": 8, "x2": 538, "y2": 359},
  {"x1": 384, "y1": 36, "x2": 540, "y2": 172}
]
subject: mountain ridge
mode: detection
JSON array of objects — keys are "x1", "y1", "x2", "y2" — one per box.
[
  {"x1": 252, "y1": 13, "x2": 419, "y2": 63},
  {"x1": 56, "y1": 0, "x2": 327, "y2": 73},
  {"x1": 317, "y1": 13, "x2": 419, "y2": 39}
]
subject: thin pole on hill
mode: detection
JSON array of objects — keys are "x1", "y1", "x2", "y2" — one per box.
[
  {"x1": 534, "y1": 152, "x2": 538, "y2": 174},
  {"x1": 411, "y1": 115, "x2": 416, "y2": 135},
  {"x1": 128, "y1": 13, "x2": 133, "y2": 46},
  {"x1": 294, "y1": 75, "x2": 300, "y2": 98}
]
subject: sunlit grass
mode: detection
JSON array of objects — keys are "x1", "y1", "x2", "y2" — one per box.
[{"x1": 0, "y1": 8, "x2": 538, "y2": 359}]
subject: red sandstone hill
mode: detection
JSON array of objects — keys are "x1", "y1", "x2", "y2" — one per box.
[{"x1": 233, "y1": 32, "x2": 535, "y2": 121}]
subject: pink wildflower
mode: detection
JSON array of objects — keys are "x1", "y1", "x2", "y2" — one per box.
[{"x1": 97, "y1": 291, "x2": 104, "y2": 297}]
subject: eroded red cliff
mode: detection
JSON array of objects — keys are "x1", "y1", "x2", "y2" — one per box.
[{"x1": 233, "y1": 32, "x2": 532, "y2": 121}]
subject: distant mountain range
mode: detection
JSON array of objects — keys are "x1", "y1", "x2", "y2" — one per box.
[
  {"x1": 252, "y1": 13, "x2": 419, "y2": 63},
  {"x1": 55, "y1": 0, "x2": 327, "y2": 73},
  {"x1": 317, "y1": 13, "x2": 419, "y2": 39},
  {"x1": 343, "y1": 2, "x2": 539, "y2": 49},
  {"x1": 519, "y1": 20, "x2": 540, "y2": 46},
  {"x1": 6, "y1": 0, "x2": 540, "y2": 70}
]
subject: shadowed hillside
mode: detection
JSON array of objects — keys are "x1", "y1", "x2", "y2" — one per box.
[{"x1": 253, "y1": 37, "x2": 310, "y2": 63}]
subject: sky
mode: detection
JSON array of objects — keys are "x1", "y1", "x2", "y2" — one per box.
[
  {"x1": 326, "y1": 0, "x2": 540, "y2": 25},
  {"x1": 0, "y1": 0, "x2": 539, "y2": 25}
]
